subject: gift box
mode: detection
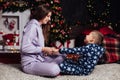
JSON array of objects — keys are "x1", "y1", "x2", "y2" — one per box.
[{"x1": 52, "y1": 39, "x2": 75, "y2": 49}]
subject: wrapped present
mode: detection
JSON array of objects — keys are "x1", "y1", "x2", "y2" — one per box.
[
  {"x1": 51, "y1": 39, "x2": 75, "y2": 49},
  {"x1": 64, "y1": 39, "x2": 75, "y2": 48},
  {"x1": 52, "y1": 41, "x2": 64, "y2": 49}
]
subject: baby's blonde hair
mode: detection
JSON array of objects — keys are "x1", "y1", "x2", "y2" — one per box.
[{"x1": 90, "y1": 30, "x2": 103, "y2": 44}]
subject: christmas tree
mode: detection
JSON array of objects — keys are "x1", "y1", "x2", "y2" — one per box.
[
  {"x1": 48, "y1": 0, "x2": 71, "y2": 44},
  {"x1": 0, "y1": 0, "x2": 119, "y2": 46},
  {"x1": 0, "y1": 0, "x2": 71, "y2": 45}
]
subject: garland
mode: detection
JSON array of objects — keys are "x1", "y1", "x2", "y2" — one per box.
[{"x1": 0, "y1": 0, "x2": 46, "y2": 12}]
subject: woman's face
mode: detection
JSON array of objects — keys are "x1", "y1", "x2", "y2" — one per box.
[{"x1": 40, "y1": 12, "x2": 52, "y2": 24}]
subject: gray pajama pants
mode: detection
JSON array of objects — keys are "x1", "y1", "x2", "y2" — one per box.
[{"x1": 22, "y1": 55, "x2": 64, "y2": 77}]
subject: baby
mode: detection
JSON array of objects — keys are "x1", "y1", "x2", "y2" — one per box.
[{"x1": 53, "y1": 30, "x2": 105, "y2": 75}]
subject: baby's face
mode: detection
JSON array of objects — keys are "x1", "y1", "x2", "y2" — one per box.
[{"x1": 84, "y1": 32, "x2": 94, "y2": 43}]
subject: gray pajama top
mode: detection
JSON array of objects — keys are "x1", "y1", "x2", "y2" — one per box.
[{"x1": 20, "y1": 19, "x2": 45, "y2": 66}]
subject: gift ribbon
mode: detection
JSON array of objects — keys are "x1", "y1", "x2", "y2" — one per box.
[
  {"x1": 66, "y1": 40, "x2": 70, "y2": 48},
  {"x1": 51, "y1": 42, "x2": 63, "y2": 49}
]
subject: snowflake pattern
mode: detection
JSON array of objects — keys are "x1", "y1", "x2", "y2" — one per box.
[{"x1": 59, "y1": 44, "x2": 105, "y2": 75}]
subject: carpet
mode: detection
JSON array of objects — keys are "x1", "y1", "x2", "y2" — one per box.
[{"x1": 0, "y1": 63, "x2": 120, "y2": 80}]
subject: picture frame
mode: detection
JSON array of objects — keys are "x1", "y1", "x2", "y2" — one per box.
[
  {"x1": 0, "y1": 15, "x2": 20, "y2": 50},
  {"x1": 1, "y1": 15, "x2": 19, "y2": 33}
]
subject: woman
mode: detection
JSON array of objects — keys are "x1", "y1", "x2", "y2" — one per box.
[{"x1": 20, "y1": 4, "x2": 64, "y2": 77}]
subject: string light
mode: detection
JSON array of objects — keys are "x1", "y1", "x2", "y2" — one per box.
[
  {"x1": 0, "y1": 0, "x2": 119, "y2": 44},
  {"x1": 87, "y1": 0, "x2": 112, "y2": 27}
]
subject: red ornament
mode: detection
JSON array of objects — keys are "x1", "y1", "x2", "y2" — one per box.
[{"x1": 54, "y1": 0, "x2": 60, "y2": 3}]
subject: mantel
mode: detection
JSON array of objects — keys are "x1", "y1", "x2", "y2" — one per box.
[
  {"x1": 0, "y1": 50, "x2": 20, "y2": 54},
  {"x1": 0, "y1": 50, "x2": 20, "y2": 64}
]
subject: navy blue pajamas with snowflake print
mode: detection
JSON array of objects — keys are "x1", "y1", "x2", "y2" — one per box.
[{"x1": 59, "y1": 44, "x2": 105, "y2": 75}]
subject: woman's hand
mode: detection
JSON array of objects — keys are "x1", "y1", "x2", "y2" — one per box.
[
  {"x1": 51, "y1": 47, "x2": 59, "y2": 55},
  {"x1": 42, "y1": 47, "x2": 59, "y2": 55},
  {"x1": 42, "y1": 47, "x2": 53, "y2": 55}
]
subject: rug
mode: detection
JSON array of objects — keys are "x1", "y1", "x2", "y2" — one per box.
[{"x1": 0, "y1": 63, "x2": 120, "y2": 80}]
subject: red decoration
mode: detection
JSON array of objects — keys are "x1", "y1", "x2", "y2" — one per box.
[
  {"x1": 9, "y1": 20, "x2": 16, "y2": 30},
  {"x1": 99, "y1": 26, "x2": 116, "y2": 35},
  {"x1": 54, "y1": 0, "x2": 60, "y2": 3},
  {"x1": 2, "y1": 34, "x2": 15, "y2": 46}
]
